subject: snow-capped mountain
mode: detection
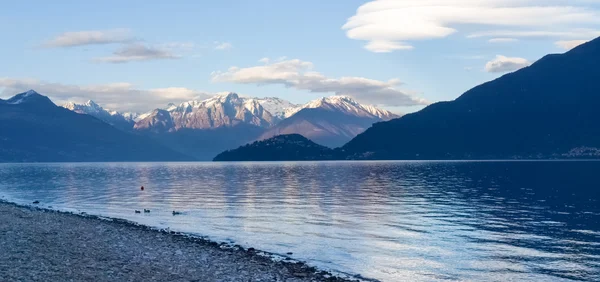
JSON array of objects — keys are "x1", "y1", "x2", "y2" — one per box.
[
  {"x1": 257, "y1": 95, "x2": 400, "y2": 148},
  {"x1": 134, "y1": 92, "x2": 277, "y2": 132},
  {"x1": 62, "y1": 100, "x2": 137, "y2": 130},
  {"x1": 59, "y1": 92, "x2": 399, "y2": 158},
  {"x1": 255, "y1": 97, "x2": 300, "y2": 121},
  {"x1": 3, "y1": 90, "x2": 47, "y2": 105},
  {"x1": 288, "y1": 95, "x2": 399, "y2": 121},
  {"x1": 134, "y1": 103, "x2": 175, "y2": 122}
]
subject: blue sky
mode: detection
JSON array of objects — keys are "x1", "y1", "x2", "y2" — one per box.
[{"x1": 1, "y1": 0, "x2": 599, "y2": 113}]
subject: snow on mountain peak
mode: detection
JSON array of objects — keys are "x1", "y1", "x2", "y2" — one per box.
[
  {"x1": 256, "y1": 97, "x2": 300, "y2": 120},
  {"x1": 166, "y1": 103, "x2": 177, "y2": 111},
  {"x1": 291, "y1": 95, "x2": 399, "y2": 121},
  {"x1": 136, "y1": 93, "x2": 298, "y2": 131},
  {"x1": 61, "y1": 100, "x2": 138, "y2": 128},
  {"x1": 5, "y1": 90, "x2": 47, "y2": 105},
  {"x1": 85, "y1": 100, "x2": 100, "y2": 107},
  {"x1": 24, "y1": 89, "x2": 39, "y2": 96}
]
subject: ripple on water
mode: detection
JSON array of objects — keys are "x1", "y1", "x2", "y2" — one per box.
[{"x1": 0, "y1": 161, "x2": 598, "y2": 281}]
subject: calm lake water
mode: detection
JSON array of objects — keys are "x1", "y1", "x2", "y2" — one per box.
[{"x1": 0, "y1": 161, "x2": 598, "y2": 281}]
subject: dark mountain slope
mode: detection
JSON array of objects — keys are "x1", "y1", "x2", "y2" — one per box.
[
  {"x1": 0, "y1": 90, "x2": 192, "y2": 162},
  {"x1": 342, "y1": 37, "x2": 600, "y2": 159}
]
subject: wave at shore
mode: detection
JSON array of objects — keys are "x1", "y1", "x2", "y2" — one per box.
[{"x1": 0, "y1": 200, "x2": 369, "y2": 282}]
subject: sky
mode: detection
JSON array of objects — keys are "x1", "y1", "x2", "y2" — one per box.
[{"x1": 1, "y1": 0, "x2": 600, "y2": 114}]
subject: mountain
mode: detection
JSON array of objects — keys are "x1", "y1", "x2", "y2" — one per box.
[
  {"x1": 258, "y1": 96, "x2": 399, "y2": 147},
  {"x1": 135, "y1": 93, "x2": 277, "y2": 131},
  {"x1": 290, "y1": 95, "x2": 399, "y2": 120},
  {"x1": 56, "y1": 92, "x2": 398, "y2": 160},
  {"x1": 213, "y1": 134, "x2": 336, "y2": 161},
  {"x1": 62, "y1": 100, "x2": 137, "y2": 131},
  {"x1": 134, "y1": 93, "x2": 277, "y2": 160},
  {"x1": 341, "y1": 36, "x2": 600, "y2": 159},
  {"x1": 0, "y1": 90, "x2": 192, "y2": 162},
  {"x1": 255, "y1": 97, "x2": 299, "y2": 122}
]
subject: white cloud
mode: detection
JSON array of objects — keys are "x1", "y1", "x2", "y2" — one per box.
[
  {"x1": 43, "y1": 28, "x2": 134, "y2": 48},
  {"x1": 365, "y1": 41, "x2": 414, "y2": 52},
  {"x1": 488, "y1": 38, "x2": 519, "y2": 43},
  {"x1": 555, "y1": 39, "x2": 589, "y2": 50},
  {"x1": 484, "y1": 55, "x2": 531, "y2": 73},
  {"x1": 94, "y1": 43, "x2": 179, "y2": 63},
  {"x1": 0, "y1": 78, "x2": 211, "y2": 112},
  {"x1": 211, "y1": 58, "x2": 428, "y2": 107},
  {"x1": 214, "y1": 42, "x2": 233, "y2": 50},
  {"x1": 343, "y1": 0, "x2": 600, "y2": 52}
]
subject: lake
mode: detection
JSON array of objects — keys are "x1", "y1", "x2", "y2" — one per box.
[{"x1": 0, "y1": 161, "x2": 598, "y2": 281}]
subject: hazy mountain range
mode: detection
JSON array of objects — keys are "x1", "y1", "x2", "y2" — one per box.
[
  {"x1": 216, "y1": 36, "x2": 600, "y2": 161},
  {"x1": 54, "y1": 92, "x2": 397, "y2": 160},
  {"x1": 0, "y1": 90, "x2": 398, "y2": 162}
]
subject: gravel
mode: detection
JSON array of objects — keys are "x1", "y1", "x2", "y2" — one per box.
[{"x1": 0, "y1": 201, "x2": 359, "y2": 282}]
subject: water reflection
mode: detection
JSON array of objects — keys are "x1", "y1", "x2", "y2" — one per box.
[{"x1": 0, "y1": 161, "x2": 598, "y2": 281}]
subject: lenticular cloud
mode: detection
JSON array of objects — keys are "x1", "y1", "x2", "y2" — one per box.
[{"x1": 343, "y1": 0, "x2": 600, "y2": 52}]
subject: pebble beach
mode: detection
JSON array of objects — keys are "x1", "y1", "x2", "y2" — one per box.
[{"x1": 0, "y1": 201, "x2": 357, "y2": 282}]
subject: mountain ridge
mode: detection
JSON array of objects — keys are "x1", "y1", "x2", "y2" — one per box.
[
  {"x1": 62, "y1": 100, "x2": 138, "y2": 131},
  {"x1": 0, "y1": 90, "x2": 193, "y2": 162},
  {"x1": 214, "y1": 36, "x2": 600, "y2": 161},
  {"x1": 341, "y1": 36, "x2": 600, "y2": 159},
  {"x1": 59, "y1": 93, "x2": 397, "y2": 159},
  {"x1": 258, "y1": 96, "x2": 400, "y2": 147}
]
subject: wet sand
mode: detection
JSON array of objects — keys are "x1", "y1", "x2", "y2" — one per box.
[{"x1": 0, "y1": 201, "x2": 358, "y2": 282}]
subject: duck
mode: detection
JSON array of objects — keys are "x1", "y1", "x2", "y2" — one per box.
[
  {"x1": 140, "y1": 186, "x2": 144, "y2": 191},
  {"x1": 135, "y1": 210, "x2": 141, "y2": 214},
  {"x1": 143, "y1": 209, "x2": 151, "y2": 213},
  {"x1": 172, "y1": 211, "x2": 182, "y2": 216}
]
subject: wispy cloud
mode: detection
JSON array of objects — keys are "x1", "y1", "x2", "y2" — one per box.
[
  {"x1": 94, "y1": 43, "x2": 180, "y2": 63},
  {"x1": 447, "y1": 54, "x2": 486, "y2": 60},
  {"x1": 0, "y1": 78, "x2": 211, "y2": 112},
  {"x1": 160, "y1": 42, "x2": 196, "y2": 50},
  {"x1": 485, "y1": 55, "x2": 531, "y2": 73},
  {"x1": 488, "y1": 38, "x2": 519, "y2": 43},
  {"x1": 43, "y1": 28, "x2": 134, "y2": 48},
  {"x1": 555, "y1": 39, "x2": 589, "y2": 50},
  {"x1": 343, "y1": 0, "x2": 600, "y2": 52},
  {"x1": 214, "y1": 41, "x2": 233, "y2": 50},
  {"x1": 211, "y1": 58, "x2": 428, "y2": 107}
]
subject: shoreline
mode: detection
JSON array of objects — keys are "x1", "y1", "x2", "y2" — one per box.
[{"x1": 0, "y1": 200, "x2": 366, "y2": 282}]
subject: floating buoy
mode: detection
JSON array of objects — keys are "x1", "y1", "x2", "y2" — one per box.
[{"x1": 140, "y1": 186, "x2": 144, "y2": 191}]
